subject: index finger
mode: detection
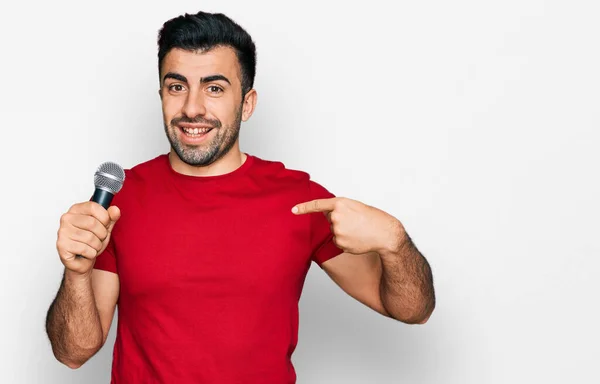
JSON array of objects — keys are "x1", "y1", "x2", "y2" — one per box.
[
  {"x1": 292, "y1": 198, "x2": 337, "y2": 215},
  {"x1": 69, "y1": 201, "x2": 111, "y2": 228}
]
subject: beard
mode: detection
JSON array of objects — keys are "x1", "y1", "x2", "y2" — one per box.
[{"x1": 164, "y1": 106, "x2": 242, "y2": 167}]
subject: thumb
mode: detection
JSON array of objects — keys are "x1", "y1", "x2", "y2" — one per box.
[{"x1": 107, "y1": 205, "x2": 121, "y2": 232}]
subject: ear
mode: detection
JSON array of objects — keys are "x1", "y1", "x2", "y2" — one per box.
[
  {"x1": 241, "y1": 89, "x2": 257, "y2": 122},
  {"x1": 158, "y1": 88, "x2": 163, "y2": 100}
]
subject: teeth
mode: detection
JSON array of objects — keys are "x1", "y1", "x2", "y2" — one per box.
[{"x1": 182, "y1": 127, "x2": 212, "y2": 135}]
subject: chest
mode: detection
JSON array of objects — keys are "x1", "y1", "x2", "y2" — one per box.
[{"x1": 112, "y1": 187, "x2": 312, "y2": 301}]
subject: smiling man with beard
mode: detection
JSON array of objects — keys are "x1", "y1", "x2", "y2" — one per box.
[{"x1": 45, "y1": 10, "x2": 436, "y2": 384}]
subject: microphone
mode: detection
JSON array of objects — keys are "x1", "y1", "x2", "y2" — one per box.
[
  {"x1": 75, "y1": 162, "x2": 126, "y2": 259},
  {"x1": 92, "y1": 161, "x2": 125, "y2": 209}
]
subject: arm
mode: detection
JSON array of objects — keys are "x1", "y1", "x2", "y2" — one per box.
[
  {"x1": 378, "y1": 231, "x2": 435, "y2": 324},
  {"x1": 321, "y1": 230, "x2": 435, "y2": 324},
  {"x1": 46, "y1": 269, "x2": 119, "y2": 368},
  {"x1": 321, "y1": 251, "x2": 390, "y2": 317},
  {"x1": 46, "y1": 201, "x2": 121, "y2": 368},
  {"x1": 294, "y1": 197, "x2": 435, "y2": 324}
]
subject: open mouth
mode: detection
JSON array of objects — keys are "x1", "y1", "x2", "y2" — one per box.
[{"x1": 180, "y1": 126, "x2": 214, "y2": 137}]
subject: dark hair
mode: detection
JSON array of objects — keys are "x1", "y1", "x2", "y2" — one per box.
[{"x1": 157, "y1": 11, "x2": 257, "y2": 96}]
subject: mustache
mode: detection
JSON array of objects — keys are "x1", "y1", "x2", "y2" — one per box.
[{"x1": 171, "y1": 115, "x2": 222, "y2": 128}]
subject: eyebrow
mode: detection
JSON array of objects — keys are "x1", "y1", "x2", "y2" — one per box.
[
  {"x1": 201, "y1": 74, "x2": 231, "y2": 85},
  {"x1": 163, "y1": 72, "x2": 187, "y2": 84},
  {"x1": 162, "y1": 72, "x2": 231, "y2": 85}
]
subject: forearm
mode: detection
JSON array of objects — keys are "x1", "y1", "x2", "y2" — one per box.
[
  {"x1": 378, "y1": 231, "x2": 435, "y2": 324},
  {"x1": 46, "y1": 270, "x2": 103, "y2": 367}
]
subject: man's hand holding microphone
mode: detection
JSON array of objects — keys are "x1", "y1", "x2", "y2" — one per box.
[
  {"x1": 46, "y1": 162, "x2": 125, "y2": 368},
  {"x1": 56, "y1": 202, "x2": 121, "y2": 277}
]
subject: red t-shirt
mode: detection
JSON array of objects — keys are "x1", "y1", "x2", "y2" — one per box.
[{"x1": 93, "y1": 153, "x2": 343, "y2": 383}]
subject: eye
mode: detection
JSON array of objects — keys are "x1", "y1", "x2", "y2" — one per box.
[
  {"x1": 168, "y1": 84, "x2": 186, "y2": 92},
  {"x1": 207, "y1": 85, "x2": 224, "y2": 94}
]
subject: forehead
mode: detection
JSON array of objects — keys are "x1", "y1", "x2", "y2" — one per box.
[{"x1": 161, "y1": 46, "x2": 241, "y2": 83}]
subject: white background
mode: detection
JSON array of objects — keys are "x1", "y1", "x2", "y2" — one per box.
[{"x1": 1, "y1": 0, "x2": 598, "y2": 383}]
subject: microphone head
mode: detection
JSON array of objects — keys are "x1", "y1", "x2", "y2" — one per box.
[{"x1": 94, "y1": 161, "x2": 125, "y2": 194}]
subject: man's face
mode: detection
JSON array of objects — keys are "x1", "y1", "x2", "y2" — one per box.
[{"x1": 159, "y1": 46, "x2": 246, "y2": 167}]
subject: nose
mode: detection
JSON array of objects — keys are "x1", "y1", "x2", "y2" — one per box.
[{"x1": 182, "y1": 88, "x2": 207, "y2": 119}]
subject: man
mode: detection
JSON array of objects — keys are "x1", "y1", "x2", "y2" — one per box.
[{"x1": 46, "y1": 11, "x2": 435, "y2": 383}]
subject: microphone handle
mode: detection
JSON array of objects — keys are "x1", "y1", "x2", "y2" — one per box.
[
  {"x1": 74, "y1": 189, "x2": 115, "y2": 260},
  {"x1": 92, "y1": 188, "x2": 115, "y2": 209}
]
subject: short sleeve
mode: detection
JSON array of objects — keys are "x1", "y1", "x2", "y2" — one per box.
[
  {"x1": 94, "y1": 237, "x2": 118, "y2": 274},
  {"x1": 92, "y1": 195, "x2": 119, "y2": 274},
  {"x1": 89, "y1": 169, "x2": 128, "y2": 275},
  {"x1": 309, "y1": 180, "x2": 344, "y2": 267}
]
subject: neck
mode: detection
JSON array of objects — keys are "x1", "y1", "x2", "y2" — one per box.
[{"x1": 168, "y1": 145, "x2": 246, "y2": 177}]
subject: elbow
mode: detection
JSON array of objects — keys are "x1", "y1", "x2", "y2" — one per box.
[
  {"x1": 51, "y1": 349, "x2": 84, "y2": 369},
  {"x1": 390, "y1": 301, "x2": 435, "y2": 325},
  {"x1": 415, "y1": 301, "x2": 435, "y2": 324},
  {"x1": 62, "y1": 359, "x2": 83, "y2": 370},
  {"x1": 399, "y1": 313, "x2": 432, "y2": 325},
  {"x1": 51, "y1": 341, "x2": 103, "y2": 369},
  {"x1": 396, "y1": 314, "x2": 430, "y2": 325},
  {"x1": 414, "y1": 312, "x2": 432, "y2": 325},
  {"x1": 55, "y1": 350, "x2": 97, "y2": 370}
]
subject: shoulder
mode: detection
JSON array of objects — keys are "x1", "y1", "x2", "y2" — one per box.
[
  {"x1": 123, "y1": 154, "x2": 168, "y2": 181},
  {"x1": 118, "y1": 153, "x2": 168, "y2": 188},
  {"x1": 248, "y1": 154, "x2": 336, "y2": 198},
  {"x1": 111, "y1": 154, "x2": 168, "y2": 202},
  {"x1": 250, "y1": 155, "x2": 309, "y2": 181}
]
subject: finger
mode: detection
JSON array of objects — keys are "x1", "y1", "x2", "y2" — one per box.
[
  {"x1": 292, "y1": 198, "x2": 337, "y2": 215},
  {"x1": 107, "y1": 206, "x2": 121, "y2": 232},
  {"x1": 64, "y1": 240, "x2": 99, "y2": 260},
  {"x1": 69, "y1": 215, "x2": 109, "y2": 241},
  {"x1": 68, "y1": 228, "x2": 104, "y2": 252},
  {"x1": 107, "y1": 205, "x2": 121, "y2": 222},
  {"x1": 70, "y1": 202, "x2": 111, "y2": 228}
]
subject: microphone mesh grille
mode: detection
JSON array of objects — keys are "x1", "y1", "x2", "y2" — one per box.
[{"x1": 94, "y1": 161, "x2": 125, "y2": 194}]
